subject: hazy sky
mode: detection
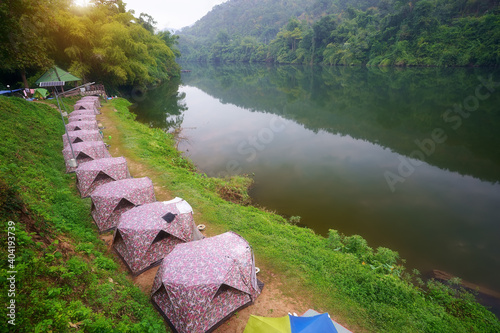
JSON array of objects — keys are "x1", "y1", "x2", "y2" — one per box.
[{"x1": 122, "y1": 0, "x2": 229, "y2": 30}]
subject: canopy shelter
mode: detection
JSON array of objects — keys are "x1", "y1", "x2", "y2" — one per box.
[
  {"x1": 65, "y1": 120, "x2": 99, "y2": 132},
  {"x1": 37, "y1": 66, "x2": 82, "y2": 171},
  {"x1": 69, "y1": 109, "x2": 98, "y2": 117},
  {"x1": 68, "y1": 114, "x2": 97, "y2": 123},
  {"x1": 62, "y1": 129, "x2": 102, "y2": 148},
  {"x1": 151, "y1": 231, "x2": 262, "y2": 333},
  {"x1": 62, "y1": 141, "x2": 111, "y2": 173},
  {"x1": 35, "y1": 66, "x2": 81, "y2": 85},
  {"x1": 113, "y1": 198, "x2": 204, "y2": 276},
  {"x1": 90, "y1": 177, "x2": 156, "y2": 233},
  {"x1": 75, "y1": 157, "x2": 130, "y2": 197}
]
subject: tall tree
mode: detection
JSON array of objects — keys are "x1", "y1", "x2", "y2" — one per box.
[
  {"x1": 138, "y1": 12, "x2": 157, "y2": 33},
  {"x1": 157, "y1": 30, "x2": 181, "y2": 58},
  {"x1": 0, "y1": 0, "x2": 62, "y2": 88}
]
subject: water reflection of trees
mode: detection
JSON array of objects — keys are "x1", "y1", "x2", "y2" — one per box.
[
  {"x1": 181, "y1": 64, "x2": 500, "y2": 183},
  {"x1": 130, "y1": 78, "x2": 188, "y2": 132}
]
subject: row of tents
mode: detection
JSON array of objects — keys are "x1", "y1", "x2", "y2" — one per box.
[
  {"x1": 60, "y1": 96, "x2": 265, "y2": 333},
  {"x1": 40, "y1": 65, "x2": 347, "y2": 331}
]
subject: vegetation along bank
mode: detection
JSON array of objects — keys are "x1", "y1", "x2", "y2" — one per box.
[{"x1": 1, "y1": 94, "x2": 499, "y2": 332}]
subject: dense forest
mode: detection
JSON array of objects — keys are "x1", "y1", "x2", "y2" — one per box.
[
  {"x1": 178, "y1": 0, "x2": 500, "y2": 66},
  {"x1": 0, "y1": 0, "x2": 180, "y2": 90}
]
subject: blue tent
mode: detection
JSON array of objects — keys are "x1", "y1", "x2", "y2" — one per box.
[
  {"x1": 290, "y1": 313, "x2": 338, "y2": 333},
  {"x1": 244, "y1": 313, "x2": 338, "y2": 333}
]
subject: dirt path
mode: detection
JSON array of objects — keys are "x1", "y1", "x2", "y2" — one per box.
[{"x1": 96, "y1": 103, "x2": 346, "y2": 332}]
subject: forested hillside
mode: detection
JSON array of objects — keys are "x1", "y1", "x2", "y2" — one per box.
[
  {"x1": 178, "y1": 0, "x2": 500, "y2": 66},
  {"x1": 0, "y1": 0, "x2": 179, "y2": 90},
  {"x1": 180, "y1": 0, "x2": 316, "y2": 43}
]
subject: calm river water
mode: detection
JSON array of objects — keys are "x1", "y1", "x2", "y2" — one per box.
[{"x1": 129, "y1": 63, "x2": 500, "y2": 312}]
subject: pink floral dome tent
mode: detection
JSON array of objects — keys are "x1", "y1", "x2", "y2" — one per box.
[
  {"x1": 75, "y1": 157, "x2": 130, "y2": 197},
  {"x1": 74, "y1": 100, "x2": 98, "y2": 110},
  {"x1": 62, "y1": 130, "x2": 102, "y2": 148},
  {"x1": 68, "y1": 114, "x2": 97, "y2": 123},
  {"x1": 90, "y1": 177, "x2": 156, "y2": 233},
  {"x1": 79, "y1": 96, "x2": 101, "y2": 107},
  {"x1": 62, "y1": 141, "x2": 111, "y2": 173},
  {"x1": 151, "y1": 231, "x2": 263, "y2": 333},
  {"x1": 113, "y1": 198, "x2": 204, "y2": 276},
  {"x1": 69, "y1": 109, "x2": 98, "y2": 117},
  {"x1": 65, "y1": 120, "x2": 98, "y2": 132}
]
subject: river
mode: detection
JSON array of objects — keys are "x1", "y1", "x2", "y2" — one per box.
[{"x1": 128, "y1": 63, "x2": 500, "y2": 314}]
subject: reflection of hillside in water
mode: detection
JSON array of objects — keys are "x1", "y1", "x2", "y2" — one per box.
[{"x1": 181, "y1": 64, "x2": 500, "y2": 184}]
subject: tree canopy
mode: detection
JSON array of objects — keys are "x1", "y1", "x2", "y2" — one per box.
[
  {"x1": 178, "y1": 0, "x2": 500, "y2": 67},
  {"x1": 0, "y1": 0, "x2": 179, "y2": 89}
]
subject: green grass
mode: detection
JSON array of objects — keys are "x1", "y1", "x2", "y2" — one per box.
[
  {"x1": 105, "y1": 97, "x2": 500, "y2": 332},
  {"x1": 0, "y1": 96, "x2": 165, "y2": 332},
  {"x1": 0, "y1": 95, "x2": 498, "y2": 332}
]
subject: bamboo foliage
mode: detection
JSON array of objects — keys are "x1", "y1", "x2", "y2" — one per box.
[{"x1": 0, "y1": 0, "x2": 179, "y2": 89}]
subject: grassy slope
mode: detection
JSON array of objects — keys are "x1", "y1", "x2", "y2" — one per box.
[
  {"x1": 0, "y1": 96, "x2": 165, "y2": 332},
  {"x1": 0, "y1": 95, "x2": 498, "y2": 332},
  {"x1": 104, "y1": 98, "x2": 500, "y2": 332}
]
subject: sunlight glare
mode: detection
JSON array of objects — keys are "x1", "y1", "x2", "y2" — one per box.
[{"x1": 74, "y1": 0, "x2": 90, "y2": 7}]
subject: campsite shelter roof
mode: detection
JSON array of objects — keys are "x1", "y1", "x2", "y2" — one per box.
[
  {"x1": 151, "y1": 231, "x2": 261, "y2": 333},
  {"x1": 35, "y1": 66, "x2": 81, "y2": 85},
  {"x1": 62, "y1": 129, "x2": 102, "y2": 148},
  {"x1": 75, "y1": 156, "x2": 130, "y2": 198},
  {"x1": 62, "y1": 141, "x2": 111, "y2": 173},
  {"x1": 65, "y1": 120, "x2": 98, "y2": 132},
  {"x1": 90, "y1": 177, "x2": 156, "y2": 232},
  {"x1": 114, "y1": 198, "x2": 203, "y2": 275}
]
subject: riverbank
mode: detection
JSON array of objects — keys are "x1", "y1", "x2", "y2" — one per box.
[
  {"x1": 98, "y1": 97, "x2": 499, "y2": 331},
  {"x1": 1, "y1": 95, "x2": 499, "y2": 332}
]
